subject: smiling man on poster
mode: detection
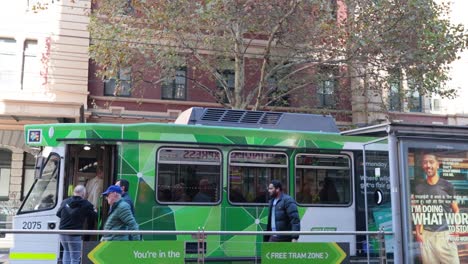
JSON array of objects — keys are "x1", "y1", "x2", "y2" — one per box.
[{"x1": 414, "y1": 153, "x2": 460, "y2": 264}]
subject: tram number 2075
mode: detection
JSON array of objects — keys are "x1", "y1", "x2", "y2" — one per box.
[{"x1": 22, "y1": 221, "x2": 42, "y2": 229}]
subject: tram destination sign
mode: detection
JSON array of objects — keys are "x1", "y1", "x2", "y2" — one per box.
[{"x1": 262, "y1": 242, "x2": 349, "y2": 264}]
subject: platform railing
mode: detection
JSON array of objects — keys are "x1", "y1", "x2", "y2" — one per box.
[{"x1": 4, "y1": 229, "x2": 394, "y2": 263}]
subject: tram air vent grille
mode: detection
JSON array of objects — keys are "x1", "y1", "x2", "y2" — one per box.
[
  {"x1": 200, "y1": 108, "x2": 282, "y2": 125},
  {"x1": 260, "y1": 112, "x2": 282, "y2": 125}
]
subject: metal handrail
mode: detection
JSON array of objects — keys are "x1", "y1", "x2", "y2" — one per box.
[{"x1": 1, "y1": 229, "x2": 393, "y2": 236}]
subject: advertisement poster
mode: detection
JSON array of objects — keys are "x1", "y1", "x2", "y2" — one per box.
[{"x1": 408, "y1": 148, "x2": 468, "y2": 264}]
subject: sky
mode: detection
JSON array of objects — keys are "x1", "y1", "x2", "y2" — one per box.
[{"x1": 441, "y1": 0, "x2": 468, "y2": 114}]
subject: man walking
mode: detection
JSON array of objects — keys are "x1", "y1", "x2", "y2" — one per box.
[
  {"x1": 56, "y1": 185, "x2": 96, "y2": 264},
  {"x1": 101, "y1": 185, "x2": 140, "y2": 241},
  {"x1": 265, "y1": 180, "x2": 300, "y2": 242}
]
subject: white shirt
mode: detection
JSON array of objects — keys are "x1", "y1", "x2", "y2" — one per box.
[
  {"x1": 85, "y1": 176, "x2": 103, "y2": 208},
  {"x1": 272, "y1": 198, "x2": 279, "y2": 231}
]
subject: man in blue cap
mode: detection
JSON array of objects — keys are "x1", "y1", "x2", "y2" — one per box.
[{"x1": 101, "y1": 185, "x2": 140, "y2": 241}]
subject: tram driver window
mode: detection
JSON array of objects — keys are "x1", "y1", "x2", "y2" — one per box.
[
  {"x1": 295, "y1": 154, "x2": 351, "y2": 205},
  {"x1": 156, "y1": 148, "x2": 221, "y2": 204},
  {"x1": 19, "y1": 153, "x2": 60, "y2": 213},
  {"x1": 228, "y1": 151, "x2": 288, "y2": 204}
]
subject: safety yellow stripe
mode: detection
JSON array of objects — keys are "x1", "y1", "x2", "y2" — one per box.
[{"x1": 9, "y1": 252, "x2": 56, "y2": 260}]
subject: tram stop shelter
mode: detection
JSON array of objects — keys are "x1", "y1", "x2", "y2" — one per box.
[{"x1": 343, "y1": 122, "x2": 468, "y2": 264}]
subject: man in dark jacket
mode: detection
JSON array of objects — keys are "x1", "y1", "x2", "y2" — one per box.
[
  {"x1": 115, "y1": 178, "x2": 135, "y2": 215},
  {"x1": 56, "y1": 185, "x2": 96, "y2": 264},
  {"x1": 265, "y1": 180, "x2": 300, "y2": 242}
]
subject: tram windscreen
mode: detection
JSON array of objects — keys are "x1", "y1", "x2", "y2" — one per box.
[{"x1": 18, "y1": 153, "x2": 60, "y2": 213}]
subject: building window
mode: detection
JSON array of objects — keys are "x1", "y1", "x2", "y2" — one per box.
[
  {"x1": 0, "y1": 38, "x2": 16, "y2": 88},
  {"x1": 0, "y1": 149, "x2": 12, "y2": 201},
  {"x1": 217, "y1": 70, "x2": 235, "y2": 103},
  {"x1": 389, "y1": 83, "x2": 402, "y2": 111},
  {"x1": 162, "y1": 68, "x2": 187, "y2": 100},
  {"x1": 317, "y1": 68, "x2": 337, "y2": 108},
  {"x1": 431, "y1": 98, "x2": 441, "y2": 112},
  {"x1": 22, "y1": 153, "x2": 36, "y2": 200},
  {"x1": 328, "y1": 0, "x2": 337, "y2": 20},
  {"x1": 388, "y1": 69, "x2": 402, "y2": 112},
  {"x1": 407, "y1": 79, "x2": 422, "y2": 112},
  {"x1": 21, "y1": 40, "x2": 39, "y2": 90},
  {"x1": 104, "y1": 67, "x2": 132, "y2": 96},
  {"x1": 389, "y1": 71, "x2": 423, "y2": 112},
  {"x1": 267, "y1": 76, "x2": 290, "y2": 107}
]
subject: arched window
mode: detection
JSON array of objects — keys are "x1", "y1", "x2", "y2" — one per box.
[{"x1": 0, "y1": 149, "x2": 12, "y2": 201}]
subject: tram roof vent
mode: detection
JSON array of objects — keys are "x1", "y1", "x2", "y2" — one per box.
[{"x1": 175, "y1": 107, "x2": 339, "y2": 133}]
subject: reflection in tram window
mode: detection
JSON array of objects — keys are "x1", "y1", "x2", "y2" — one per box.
[
  {"x1": 157, "y1": 148, "x2": 221, "y2": 204},
  {"x1": 295, "y1": 154, "x2": 351, "y2": 205},
  {"x1": 228, "y1": 151, "x2": 288, "y2": 204}
]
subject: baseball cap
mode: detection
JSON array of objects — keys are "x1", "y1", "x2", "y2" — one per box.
[{"x1": 102, "y1": 185, "x2": 122, "y2": 196}]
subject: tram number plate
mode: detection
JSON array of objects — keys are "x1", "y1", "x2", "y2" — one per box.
[{"x1": 22, "y1": 221, "x2": 42, "y2": 229}]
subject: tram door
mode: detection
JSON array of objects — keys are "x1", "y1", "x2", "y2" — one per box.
[{"x1": 63, "y1": 144, "x2": 117, "y2": 239}]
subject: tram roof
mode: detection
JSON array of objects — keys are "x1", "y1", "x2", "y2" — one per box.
[
  {"x1": 175, "y1": 107, "x2": 340, "y2": 133},
  {"x1": 24, "y1": 120, "x2": 379, "y2": 149}
]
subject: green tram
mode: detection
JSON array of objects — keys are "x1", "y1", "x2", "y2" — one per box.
[{"x1": 10, "y1": 108, "x2": 390, "y2": 263}]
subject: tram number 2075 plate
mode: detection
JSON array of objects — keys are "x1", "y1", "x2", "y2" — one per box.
[{"x1": 22, "y1": 221, "x2": 42, "y2": 229}]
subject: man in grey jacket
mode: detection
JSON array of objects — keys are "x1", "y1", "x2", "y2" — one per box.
[
  {"x1": 265, "y1": 180, "x2": 300, "y2": 242},
  {"x1": 101, "y1": 185, "x2": 140, "y2": 241}
]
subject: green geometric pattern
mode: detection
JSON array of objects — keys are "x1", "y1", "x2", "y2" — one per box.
[{"x1": 24, "y1": 122, "x2": 375, "y2": 258}]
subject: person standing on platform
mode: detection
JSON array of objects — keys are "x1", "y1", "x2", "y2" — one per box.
[
  {"x1": 101, "y1": 185, "x2": 140, "y2": 241},
  {"x1": 265, "y1": 180, "x2": 300, "y2": 242},
  {"x1": 56, "y1": 185, "x2": 96, "y2": 264},
  {"x1": 115, "y1": 178, "x2": 135, "y2": 215}
]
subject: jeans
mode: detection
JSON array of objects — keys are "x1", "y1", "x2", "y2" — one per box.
[{"x1": 59, "y1": 234, "x2": 83, "y2": 264}]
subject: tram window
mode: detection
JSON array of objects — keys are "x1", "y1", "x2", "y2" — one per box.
[
  {"x1": 156, "y1": 148, "x2": 221, "y2": 204},
  {"x1": 295, "y1": 154, "x2": 351, "y2": 205},
  {"x1": 228, "y1": 151, "x2": 288, "y2": 204},
  {"x1": 19, "y1": 153, "x2": 60, "y2": 213}
]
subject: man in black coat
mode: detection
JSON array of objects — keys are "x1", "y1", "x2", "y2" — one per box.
[
  {"x1": 56, "y1": 185, "x2": 97, "y2": 264},
  {"x1": 265, "y1": 180, "x2": 300, "y2": 242}
]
